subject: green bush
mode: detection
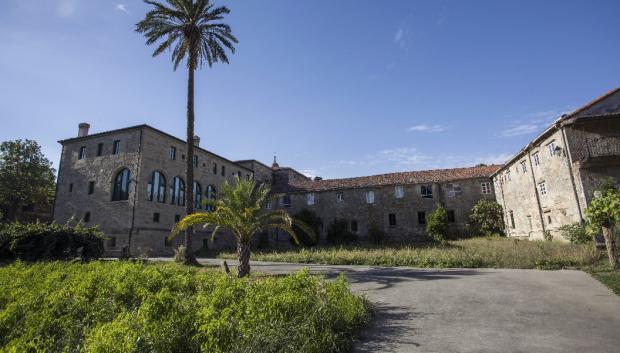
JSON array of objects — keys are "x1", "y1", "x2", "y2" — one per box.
[
  {"x1": 427, "y1": 206, "x2": 449, "y2": 242},
  {"x1": 0, "y1": 261, "x2": 370, "y2": 353},
  {"x1": 468, "y1": 199, "x2": 505, "y2": 237},
  {"x1": 559, "y1": 222, "x2": 591, "y2": 244},
  {"x1": 0, "y1": 221, "x2": 104, "y2": 261},
  {"x1": 327, "y1": 218, "x2": 357, "y2": 245},
  {"x1": 293, "y1": 209, "x2": 322, "y2": 246}
]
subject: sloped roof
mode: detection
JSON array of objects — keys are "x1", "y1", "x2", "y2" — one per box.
[{"x1": 273, "y1": 164, "x2": 501, "y2": 193}]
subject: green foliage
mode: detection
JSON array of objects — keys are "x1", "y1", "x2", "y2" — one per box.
[
  {"x1": 468, "y1": 199, "x2": 505, "y2": 236},
  {"x1": 0, "y1": 262, "x2": 370, "y2": 353},
  {"x1": 426, "y1": 206, "x2": 449, "y2": 242},
  {"x1": 327, "y1": 218, "x2": 356, "y2": 245},
  {"x1": 559, "y1": 222, "x2": 591, "y2": 244},
  {"x1": 586, "y1": 188, "x2": 620, "y2": 231},
  {"x1": 0, "y1": 139, "x2": 55, "y2": 222},
  {"x1": 0, "y1": 221, "x2": 104, "y2": 261},
  {"x1": 368, "y1": 223, "x2": 385, "y2": 245},
  {"x1": 293, "y1": 209, "x2": 323, "y2": 246},
  {"x1": 221, "y1": 238, "x2": 601, "y2": 270}
]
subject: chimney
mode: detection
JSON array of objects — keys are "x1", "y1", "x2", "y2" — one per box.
[
  {"x1": 78, "y1": 123, "x2": 90, "y2": 137},
  {"x1": 193, "y1": 135, "x2": 200, "y2": 146}
]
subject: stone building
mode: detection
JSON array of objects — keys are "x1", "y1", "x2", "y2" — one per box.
[{"x1": 493, "y1": 87, "x2": 620, "y2": 240}]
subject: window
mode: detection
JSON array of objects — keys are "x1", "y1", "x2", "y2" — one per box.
[
  {"x1": 447, "y1": 183, "x2": 462, "y2": 197},
  {"x1": 170, "y1": 146, "x2": 177, "y2": 160},
  {"x1": 533, "y1": 152, "x2": 540, "y2": 166},
  {"x1": 97, "y1": 143, "x2": 103, "y2": 156},
  {"x1": 520, "y1": 160, "x2": 527, "y2": 173},
  {"x1": 246, "y1": 174, "x2": 251, "y2": 181},
  {"x1": 421, "y1": 185, "x2": 433, "y2": 198},
  {"x1": 539, "y1": 181, "x2": 547, "y2": 196},
  {"x1": 212, "y1": 162, "x2": 217, "y2": 174},
  {"x1": 171, "y1": 177, "x2": 185, "y2": 206},
  {"x1": 153, "y1": 212, "x2": 160, "y2": 223},
  {"x1": 547, "y1": 215, "x2": 552, "y2": 224},
  {"x1": 266, "y1": 200, "x2": 272, "y2": 209},
  {"x1": 108, "y1": 236, "x2": 116, "y2": 248},
  {"x1": 206, "y1": 185, "x2": 216, "y2": 211},
  {"x1": 174, "y1": 214, "x2": 180, "y2": 223},
  {"x1": 547, "y1": 141, "x2": 557, "y2": 156},
  {"x1": 282, "y1": 195, "x2": 291, "y2": 207},
  {"x1": 88, "y1": 181, "x2": 95, "y2": 195},
  {"x1": 193, "y1": 182, "x2": 202, "y2": 209},
  {"x1": 237, "y1": 171, "x2": 242, "y2": 178},
  {"x1": 395, "y1": 186, "x2": 405, "y2": 199},
  {"x1": 508, "y1": 211, "x2": 515, "y2": 229},
  {"x1": 147, "y1": 171, "x2": 166, "y2": 203},
  {"x1": 83, "y1": 211, "x2": 91, "y2": 223},
  {"x1": 481, "y1": 182, "x2": 492, "y2": 195},
  {"x1": 366, "y1": 191, "x2": 375, "y2": 204},
  {"x1": 113, "y1": 140, "x2": 120, "y2": 155},
  {"x1": 307, "y1": 193, "x2": 315, "y2": 205},
  {"x1": 165, "y1": 236, "x2": 172, "y2": 247},
  {"x1": 336, "y1": 193, "x2": 344, "y2": 203},
  {"x1": 221, "y1": 165, "x2": 226, "y2": 176},
  {"x1": 69, "y1": 183, "x2": 73, "y2": 193},
  {"x1": 447, "y1": 210, "x2": 456, "y2": 223},
  {"x1": 350, "y1": 220, "x2": 358, "y2": 232},
  {"x1": 193, "y1": 155, "x2": 198, "y2": 167},
  {"x1": 79, "y1": 146, "x2": 86, "y2": 159},
  {"x1": 388, "y1": 213, "x2": 396, "y2": 227},
  {"x1": 112, "y1": 168, "x2": 130, "y2": 201},
  {"x1": 417, "y1": 211, "x2": 426, "y2": 225}
]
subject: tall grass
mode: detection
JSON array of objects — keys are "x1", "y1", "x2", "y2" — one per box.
[
  {"x1": 0, "y1": 261, "x2": 370, "y2": 353},
  {"x1": 220, "y1": 238, "x2": 602, "y2": 269}
]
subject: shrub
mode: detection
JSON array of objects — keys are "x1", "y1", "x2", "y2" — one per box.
[
  {"x1": 368, "y1": 223, "x2": 385, "y2": 245},
  {"x1": 559, "y1": 222, "x2": 591, "y2": 244},
  {"x1": 293, "y1": 209, "x2": 322, "y2": 246},
  {"x1": 427, "y1": 206, "x2": 449, "y2": 242},
  {"x1": 327, "y1": 218, "x2": 356, "y2": 245},
  {"x1": 0, "y1": 221, "x2": 104, "y2": 261},
  {"x1": 0, "y1": 262, "x2": 370, "y2": 353},
  {"x1": 469, "y1": 199, "x2": 505, "y2": 236}
]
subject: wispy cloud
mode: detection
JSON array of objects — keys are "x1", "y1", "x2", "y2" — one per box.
[
  {"x1": 115, "y1": 4, "x2": 130, "y2": 15},
  {"x1": 300, "y1": 169, "x2": 319, "y2": 179},
  {"x1": 498, "y1": 108, "x2": 573, "y2": 138},
  {"x1": 57, "y1": 0, "x2": 77, "y2": 18},
  {"x1": 393, "y1": 24, "x2": 410, "y2": 48},
  {"x1": 499, "y1": 124, "x2": 539, "y2": 137},
  {"x1": 408, "y1": 124, "x2": 447, "y2": 133}
]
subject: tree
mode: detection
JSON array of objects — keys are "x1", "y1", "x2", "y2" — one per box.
[
  {"x1": 137, "y1": 0, "x2": 238, "y2": 265},
  {"x1": 172, "y1": 178, "x2": 314, "y2": 277},
  {"x1": 586, "y1": 185, "x2": 620, "y2": 268},
  {"x1": 427, "y1": 205, "x2": 449, "y2": 243},
  {"x1": 292, "y1": 209, "x2": 322, "y2": 246},
  {"x1": 0, "y1": 140, "x2": 55, "y2": 222},
  {"x1": 468, "y1": 199, "x2": 505, "y2": 237}
]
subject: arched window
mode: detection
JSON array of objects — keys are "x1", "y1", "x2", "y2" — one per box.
[
  {"x1": 147, "y1": 171, "x2": 166, "y2": 203},
  {"x1": 111, "y1": 168, "x2": 130, "y2": 201},
  {"x1": 194, "y1": 181, "x2": 202, "y2": 209},
  {"x1": 171, "y1": 176, "x2": 185, "y2": 206},
  {"x1": 206, "y1": 185, "x2": 216, "y2": 211}
]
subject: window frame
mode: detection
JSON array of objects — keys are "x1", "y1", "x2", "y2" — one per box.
[
  {"x1": 336, "y1": 193, "x2": 344, "y2": 203},
  {"x1": 170, "y1": 146, "x2": 177, "y2": 160},
  {"x1": 394, "y1": 186, "x2": 405, "y2": 199},
  {"x1": 388, "y1": 213, "x2": 397, "y2": 227},
  {"x1": 538, "y1": 181, "x2": 547, "y2": 196},
  {"x1": 112, "y1": 140, "x2": 121, "y2": 155},
  {"x1": 417, "y1": 211, "x2": 426, "y2": 225},
  {"x1": 366, "y1": 190, "x2": 375, "y2": 204},
  {"x1": 481, "y1": 182, "x2": 492, "y2": 194},
  {"x1": 171, "y1": 176, "x2": 186, "y2": 206},
  {"x1": 79, "y1": 146, "x2": 86, "y2": 160},
  {"x1": 307, "y1": 192, "x2": 316, "y2": 205},
  {"x1": 97, "y1": 143, "x2": 104, "y2": 157},
  {"x1": 533, "y1": 152, "x2": 540, "y2": 166},
  {"x1": 421, "y1": 185, "x2": 433, "y2": 198},
  {"x1": 111, "y1": 168, "x2": 131, "y2": 201}
]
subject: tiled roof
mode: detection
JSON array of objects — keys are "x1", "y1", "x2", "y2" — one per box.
[{"x1": 272, "y1": 164, "x2": 501, "y2": 193}]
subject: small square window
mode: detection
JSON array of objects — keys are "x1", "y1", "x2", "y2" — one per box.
[
  {"x1": 447, "y1": 210, "x2": 456, "y2": 223},
  {"x1": 395, "y1": 186, "x2": 405, "y2": 199},
  {"x1": 421, "y1": 185, "x2": 433, "y2": 198},
  {"x1": 307, "y1": 193, "x2": 315, "y2": 205},
  {"x1": 113, "y1": 140, "x2": 121, "y2": 155},
  {"x1": 388, "y1": 213, "x2": 396, "y2": 227},
  {"x1": 336, "y1": 193, "x2": 344, "y2": 203},
  {"x1": 170, "y1": 146, "x2": 177, "y2": 160},
  {"x1": 366, "y1": 191, "x2": 375, "y2": 204},
  {"x1": 88, "y1": 181, "x2": 95, "y2": 195},
  {"x1": 533, "y1": 152, "x2": 540, "y2": 166},
  {"x1": 417, "y1": 211, "x2": 426, "y2": 225},
  {"x1": 350, "y1": 220, "x2": 358, "y2": 232},
  {"x1": 481, "y1": 182, "x2": 492, "y2": 195},
  {"x1": 174, "y1": 214, "x2": 180, "y2": 223},
  {"x1": 547, "y1": 141, "x2": 557, "y2": 156},
  {"x1": 79, "y1": 146, "x2": 86, "y2": 160},
  {"x1": 153, "y1": 212, "x2": 160, "y2": 223},
  {"x1": 281, "y1": 195, "x2": 291, "y2": 207},
  {"x1": 520, "y1": 161, "x2": 527, "y2": 173},
  {"x1": 447, "y1": 183, "x2": 462, "y2": 198},
  {"x1": 539, "y1": 182, "x2": 547, "y2": 196},
  {"x1": 221, "y1": 165, "x2": 226, "y2": 176},
  {"x1": 97, "y1": 143, "x2": 104, "y2": 156},
  {"x1": 83, "y1": 211, "x2": 91, "y2": 223}
]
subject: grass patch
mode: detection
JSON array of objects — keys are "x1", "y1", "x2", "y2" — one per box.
[
  {"x1": 219, "y1": 238, "x2": 602, "y2": 270},
  {"x1": 587, "y1": 267, "x2": 620, "y2": 296},
  {"x1": 0, "y1": 261, "x2": 370, "y2": 353}
]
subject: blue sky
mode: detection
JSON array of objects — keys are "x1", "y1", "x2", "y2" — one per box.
[{"x1": 0, "y1": 0, "x2": 618, "y2": 179}]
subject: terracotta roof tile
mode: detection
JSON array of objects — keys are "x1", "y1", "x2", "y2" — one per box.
[{"x1": 273, "y1": 164, "x2": 501, "y2": 193}]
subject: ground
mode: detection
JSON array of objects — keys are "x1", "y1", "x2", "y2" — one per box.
[{"x1": 180, "y1": 258, "x2": 620, "y2": 353}]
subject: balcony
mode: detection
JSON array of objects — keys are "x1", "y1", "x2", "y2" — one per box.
[{"x1": 582, "y1": 137, "x2": 620, "y2": 167}]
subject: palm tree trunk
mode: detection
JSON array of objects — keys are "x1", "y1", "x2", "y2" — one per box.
[
  {"x1": 237, "y1": 241, "x2": 251, "y2": 277},
  {"x1": 184, "y1": 56, "x2": 198, "y2": 265},
  {"x1": 602, "y1": 224, "x2": 618, "y2": 268}
]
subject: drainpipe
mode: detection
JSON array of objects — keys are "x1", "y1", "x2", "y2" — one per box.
[
  {"x1": 128, "y1": 128, "x2": 144, "y2": 255},
  {"x1": 559, "y1": 125, "x2": 584, "y2": 222},
  {"x1": 526, "y1": 149, "x2": 546, "y2": 236}
]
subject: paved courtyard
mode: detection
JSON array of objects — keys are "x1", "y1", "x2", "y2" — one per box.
[{"x1": 188, "y1": 259, "x2": 620, "y2": 353}]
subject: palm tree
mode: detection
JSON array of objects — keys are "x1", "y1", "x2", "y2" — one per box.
[
  {"x1": 171, "y1": 178, "x2": 315, "y2": 277},
  {"x1": 136, "y1": 0, "x2": 237, "y2": 264}
]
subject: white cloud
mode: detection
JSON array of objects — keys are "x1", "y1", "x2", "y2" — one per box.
[
  {"x1": 499, "y1": 124, "x2": 539, "y2": 137},
  {"x1": 115, "y1": 4, "x2": 130, "y2": 15},
  {"x1": 408, "y1": 124, "x2": 446, "y2": 133},
  {"x1": 498, "y1": 108, "x2": 573, "y2": 138},
  {"x1": 393, "y1": 25, "x2": 409, "y2": 48},
  {"x1": 57, "y1": 0, "x2": 77, "y2": 18},
  {"x1": 300, "y1": 169, "x2": 319, "y2": 179}
]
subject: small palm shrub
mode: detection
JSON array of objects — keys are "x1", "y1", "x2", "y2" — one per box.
[
  {"x1": 327, "y1": 218, "x2": 356, "y2": 245},
  {"x1": 559, "y1": 222, "x2": 591, "y2": 244},
  {"x1": 427, "y1": 206, "x2": 449, "y2": 242},
  {"x1": 293, "y1": 209, "x2": 323, "y2": 246}
]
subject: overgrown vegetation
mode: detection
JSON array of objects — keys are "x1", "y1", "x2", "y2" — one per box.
[
  {"x1": 585, "y1": 178, "x2": 620, "y2": 268},
  {"x1": 426, "y1": 206, "x2": 449, "y2": 242},
  {"x1": 220, "y1": 237, "x2": 601, "y2": 270},
  {"x1": 587, "y1": 266, "x2": 620, "y2": 296},
  {"x1": 559, "y1": 222, "x2": 591, "y2": 244},
  {"x1": 0, "y1": 261, "x2": 370, "y2": 353},
  {"x1": 293, "y1": 209, "x2": 322, "y2": 246},
  {"x1": 0, "y1": 221, "x2": 104, "y2": 261},
  {"x1": 468, "y1": 199, "x2": 505, "y2": 236},
  {"x1": 327, "y1": 218, "x2": 356, "y2": 245}
]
